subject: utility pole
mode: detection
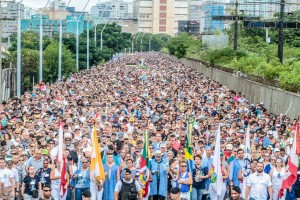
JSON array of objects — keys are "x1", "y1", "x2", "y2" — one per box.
[
  {"x1": 17, "y1": 0, "x2": 23, "y2": 97},
  {"x1": 278, "y1": 0, "x2": 284, "y2": 63},
  {"x1": 234, "y1": 0, "x2": 238, "y2": 51},
  {"x1": 0, "y1": 0, "x2": 3, "y2": 101}
]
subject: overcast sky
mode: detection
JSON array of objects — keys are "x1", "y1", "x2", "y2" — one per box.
[{"x1": 22, "y1": 0, "x2": 131, "y2": 12}]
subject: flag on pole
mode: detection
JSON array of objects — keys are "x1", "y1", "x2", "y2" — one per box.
[
  {"x1": 139, "y1": 129, "x2": 150, "y2": 200},
  {"x1": 58, "y1": 124, "x2": 67, "y2": 197},
  {"x1": 210, "y1": 124, "x2": 223, "y2": 196},
  {"x1": 242, "y1": 125, "x2": 251, "y2": 198},
  {"x1": 279, "y1": 122, "x2": 299, "y2": 197},
  {"x1": 184, "y1": 117, "x2": 193, "y2": 172},
  {"x1": 90, "y1": 126, "x2": 106, "y2": 184}
]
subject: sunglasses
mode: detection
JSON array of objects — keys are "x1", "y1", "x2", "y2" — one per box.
[
  {"x1": 181, "y1": 165, "x2": 187, "y2": 167},
  {"x1": 43, "y1": 190, "x2": 51, "y2": 192},
  {"x1": 82, "y1": 162, "x2": 88, "y2": 163},
  {"x1": 49, "y1": 143, "x2": 54, "y2": 145}
]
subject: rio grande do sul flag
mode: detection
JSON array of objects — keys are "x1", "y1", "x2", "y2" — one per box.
[
  {"x1": 279, "y1": 122, "x2": 299, "y2": 197},
  {"x1": 139, "y1": 129, "x2": 150, "y2": 200}
]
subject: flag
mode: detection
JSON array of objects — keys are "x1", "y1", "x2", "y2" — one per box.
[
  {"x1": 210, "y1": 124, "x2": 223, "y2": 196},
  {"x1": 184, "y1": 117, "x2": 193, "y2": 172},
  {"x1": 90, "y1": 126, "x2": 106, "y2": 184},
  {"x1": 139, "y1": 129, "x2": 150, "y2": 200},
  {"x1": 279, "y1": 122, "x2": 299, "y2": 197},
  {"x1": 242, "y1": 125, "x2": 251, "y2": 198},
  {"x1": 58, "y1": 124, "x2": 67, "y2": 197}
]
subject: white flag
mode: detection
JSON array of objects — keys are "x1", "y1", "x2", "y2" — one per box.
[
  {"x1": 242, "y1": 125, "x2": 251, "y2": 198},
  {"x1": 211, "y1": 124, "x2": 223, "y2": 196}
]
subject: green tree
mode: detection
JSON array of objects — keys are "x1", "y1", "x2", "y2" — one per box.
[{"x1": 43, "y1": 40, "x2": 76, "y2": 83}]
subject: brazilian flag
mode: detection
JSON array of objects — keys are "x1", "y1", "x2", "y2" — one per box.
[
  {"x1": 184, "y1": 116, "x2": 194, "y2": 198},
  {"x1": 184, "y1": 116, "x2": 194, "y2": 171}
]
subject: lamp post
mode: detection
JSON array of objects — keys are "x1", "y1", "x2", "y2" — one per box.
[
  {"x1": 140, "y1": 33, "x2": 145, "y2": 52},
  {"x1": 76, "y1": 0, "x2": 91, "y2": 72},
  {"x1": 58, "y1": 0, "x2": 72, "y2": 81},
  {"x1": 135, "y1": 32, "x2": 141, "y2": 52},
  {"x1": 149, "y1": 34, "x2": 153, "y2": 52},
  {"x1": 17, "y1": 0, "x2": 23, "y2": 98},
  {"x1": 39, "y1": 0, "x2": 51, "y2": 82},
  {"x1": 100, "y1": 20, "x2": 108, "y2": 50},
  {"x1": 87, "y1": 16, "x2": 91, "y2": 70}
]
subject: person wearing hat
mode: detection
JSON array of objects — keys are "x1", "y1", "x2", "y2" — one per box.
[
  {"x1": 114, "y1": 168, "x2": 142, "y2": 200},
  {"x1": 149, "y1": 150, "x2": 169, "y2": 200},
  {"x1": 230, "y1": 186, "x2": 244, "y2": 200}
]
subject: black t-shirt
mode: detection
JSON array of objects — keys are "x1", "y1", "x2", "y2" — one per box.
[
  {"x1": 23, "y1": 175, "x2": 40, "y2": 195},
  {"x1": 192, "y1": 165, "x2": 208, "y2": 189},
  {"x1": 36, "y1": 168, "x2": 52, "y2": 186},
  {"x1": 294, "y1": 168, "x2": 300, "y2": 188}
]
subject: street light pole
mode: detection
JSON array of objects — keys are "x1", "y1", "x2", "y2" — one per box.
[
  {"x1": 149, "y1": 34, "x2": 153, "y2": 52},
  {"x1": 39, "y1": 0, "x2": 51, "y2": 83},
  {"x1": 58, "y1": 0, "x2": 72, "y2": 81},
  {"x1": 140, "y1": 33, "x2": 145, "y2": 52},
  {"x1": 76, "y1": 0, "x2": 91, "y2": 72},
  {"x1": 17, "y1": 0, "x2": 23, "y2": 98},
  {"x1": 277, "y1": 0, "x2": 285, "y2": 63},
  {"x1": 234, "y1": 0, "x2": 238, "y2": 51},
  {"x1": 87, "y1": 16, "x2": 91, "y2": 70},
  {"x1": 100, "y1": 21, "x2": 108, "y2": 50}
]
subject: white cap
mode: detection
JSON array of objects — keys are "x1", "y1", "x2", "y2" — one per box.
[{"x1": 274, "y1": 148, "x2": 280, "y2": 152}]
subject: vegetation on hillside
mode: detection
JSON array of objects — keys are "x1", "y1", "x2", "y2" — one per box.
[{"x1": 165, "y1": 11, "x2": 300, "y2": 93}]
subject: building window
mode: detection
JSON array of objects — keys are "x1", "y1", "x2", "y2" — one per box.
[
  {"x1": 160, "y1": 0, "x2": 167, "y2": 3},
  {"x1": 159, "y1": 6, "x2": 167, "y2": 11},
  {"x1": 159, "y1": 26, "x2": 166, "y2": 31},
  {"x1": 159, "y1": 13, "x2": 166, "y2": 18},
  {"x1": 159, "y1": 19, "x2": 166, "y2": 25}
]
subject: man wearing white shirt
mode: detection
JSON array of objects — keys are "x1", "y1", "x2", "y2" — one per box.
[
  {"x1": 0, "y1": 157, "x2": 15, "y2": 199},
  {"x1": 245, "y1": 162, "x2": 273, "y2": 200}
]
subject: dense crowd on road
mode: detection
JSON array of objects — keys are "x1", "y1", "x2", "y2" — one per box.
[{"x1": 0, "y1": 52, "x2": 298, "y2": 200}]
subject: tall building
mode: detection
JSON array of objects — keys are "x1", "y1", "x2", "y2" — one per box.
[
  {"x1": 24, "y1": 7, "x2": 37, "y2": 19},
  {"x1": 21, "y1": 14, "x2": 92, "y2": 35},
  {"x1": 90, "y1": 0, "x2": 134, "y2": 24},
  {"x1": 137, "y1": 0, "x2": 188, "y2": 36},
  {"x1": 37, "y1": 0, "x2": 69, "y2": 20},
  {"x1": 1, "y1": 0, "x2": 24, "y2": 38}
]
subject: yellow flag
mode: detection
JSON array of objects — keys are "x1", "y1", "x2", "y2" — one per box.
[{"x1": 90, "y1": 127, "x2": 105, "y2": 183}]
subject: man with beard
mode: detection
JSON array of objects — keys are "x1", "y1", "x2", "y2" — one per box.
[{"x1": 245, "y1": 162, "x2": 272, "y2": 200}]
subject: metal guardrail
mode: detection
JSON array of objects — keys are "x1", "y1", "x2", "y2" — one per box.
[{"x1": 1, "y1": 68, "x2": 17, "y2": 101}]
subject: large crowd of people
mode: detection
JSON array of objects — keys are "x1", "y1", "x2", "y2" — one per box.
[{"x1": 0, "y1": 52, "x2": 298, "y2": 200}]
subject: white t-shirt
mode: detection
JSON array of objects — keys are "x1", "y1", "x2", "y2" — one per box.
[{"x1": 0, "y1": 168, "x2": 14, "y2": 187}]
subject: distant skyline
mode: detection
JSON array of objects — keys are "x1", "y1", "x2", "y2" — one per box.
[{"x1": 22, "y1": 0, "x2": 132, "y2": 12}]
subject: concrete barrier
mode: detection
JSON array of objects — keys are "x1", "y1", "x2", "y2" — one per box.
[{"x1": 162, "y1": 53, "x2": 300, "y2": 119}]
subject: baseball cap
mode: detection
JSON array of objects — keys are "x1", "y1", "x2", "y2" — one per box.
[
  {"x1": 232, "y1": 186, "x2": 241, "y2": 194},
  {"x1": 274, "y1": 148, "x2": 280, "y2": 152},
  {"x1": 123, "y1": 168, "x2": 131, "y2": 174},
  {"x1": 42, "y1": 149, "x2": 49, "y2": 155}
]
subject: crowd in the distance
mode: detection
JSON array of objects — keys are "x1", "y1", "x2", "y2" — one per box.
[{"x1": 0, "y1": 52, "x2": 298, "y2": 200}]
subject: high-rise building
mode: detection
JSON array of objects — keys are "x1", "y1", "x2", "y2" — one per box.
[
  {"x1": 21, "y1": 14, "x2": 92, "y2": 35},
  {"x1": 90, "y1": 0, "x2": 134, "y2": 24},
  {"x1": 1, "y1": 0, "x2": 24, "y2": 38},
  {"x1": 24, "y1": 7, "x2": 37, "y2": 19},
  {"x1": 137, "y1": 0, "x2": 188, "y2": 36},
  {"x1": 37, "y1": 0, "x2": 69, "y2": 20}
]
